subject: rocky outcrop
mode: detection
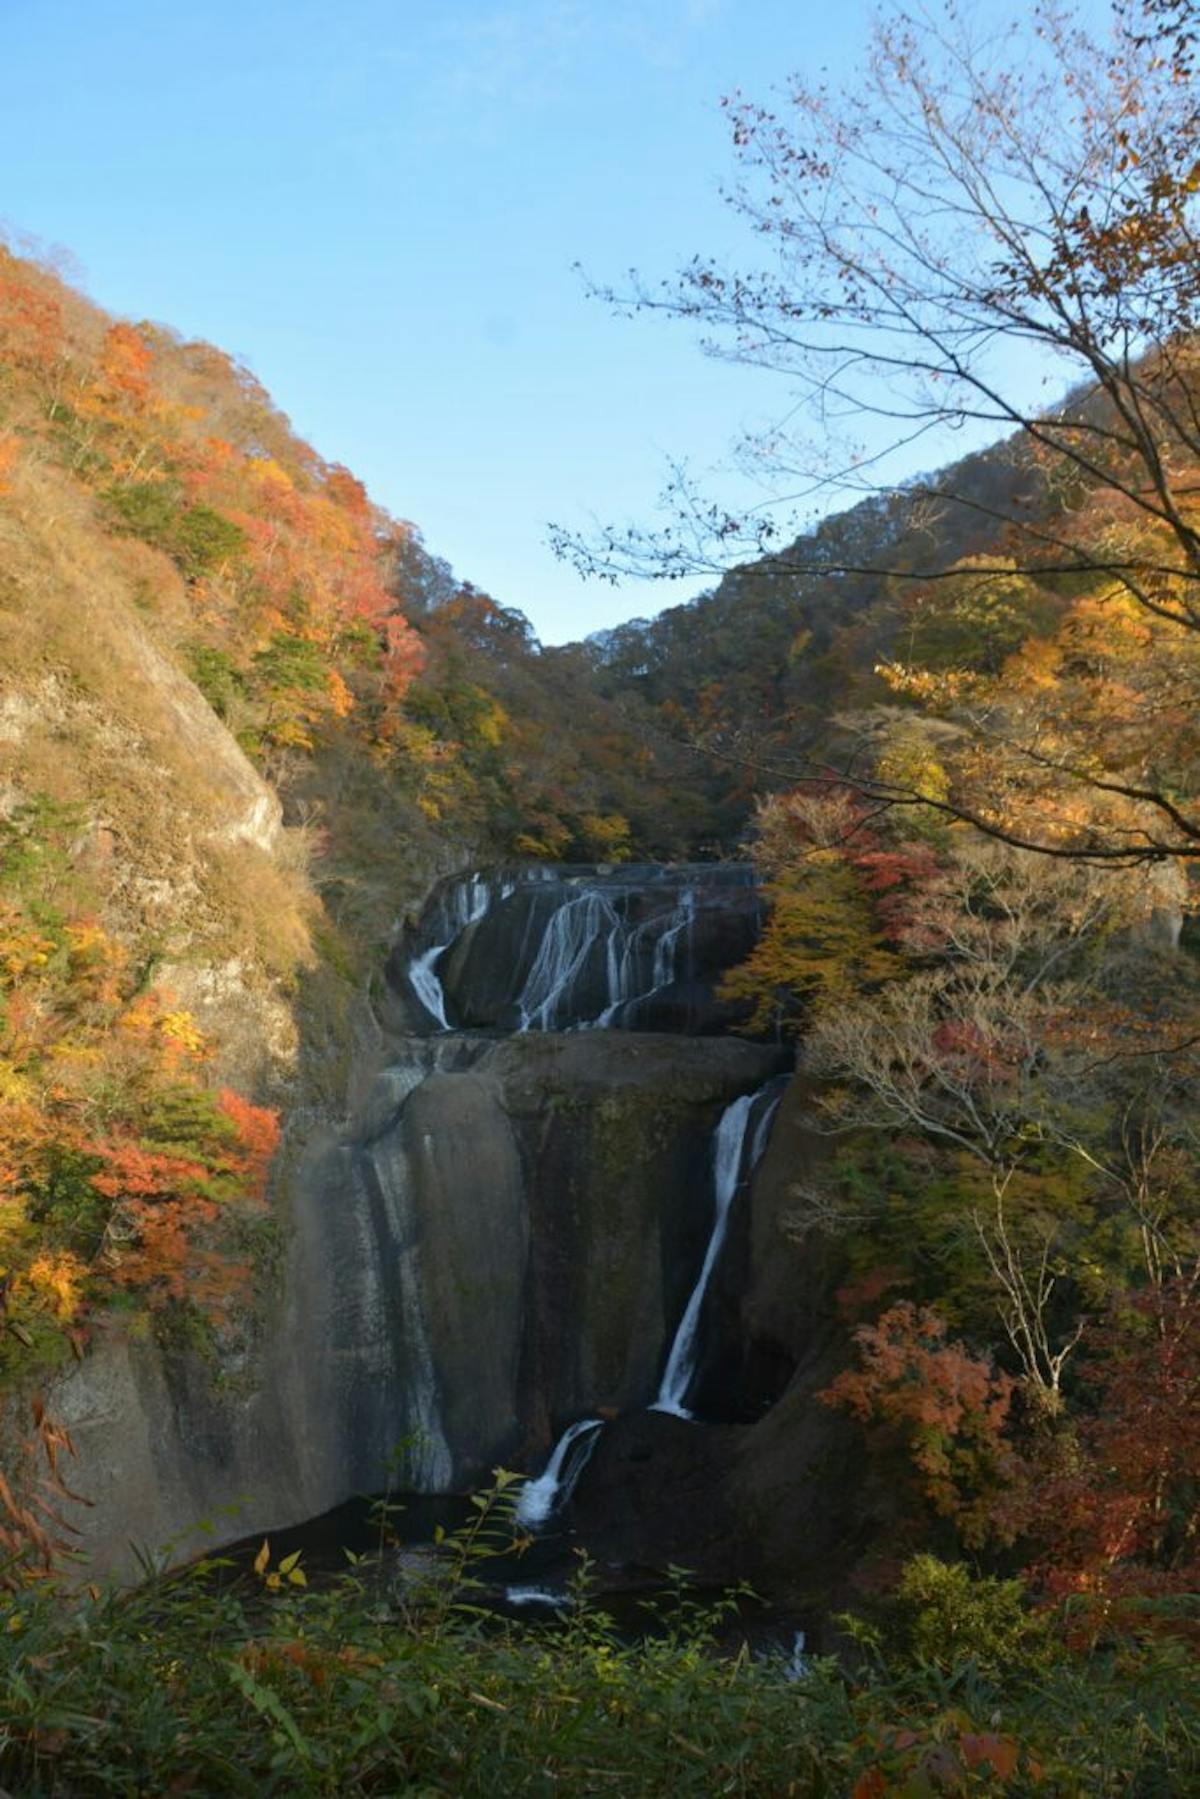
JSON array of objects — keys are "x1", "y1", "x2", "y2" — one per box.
[
  {"x1": 24, "y1": 855, "x2": 870, "y2": 1608},
  {"x1": 571, "y1": 1077, "x2": 878, "y2": 1612},
  {"x1": 335, "y1": 1030, "x2": 787, "y2": 1491},
  {"x1": 391, "y1": 864, "x2": 763, "y2": 1035},
  {"x1": 35, "y1": 1021, "x2": 786, "y2": 1574}
]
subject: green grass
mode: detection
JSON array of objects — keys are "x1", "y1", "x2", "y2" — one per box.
[{"x1": 1, "y1": 1487, "x2": 1198, "y2": 1796}]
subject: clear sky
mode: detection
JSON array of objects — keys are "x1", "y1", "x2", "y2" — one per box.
[{"x1": 2, "y1": 0, "x2": 1106, "y2": 645}]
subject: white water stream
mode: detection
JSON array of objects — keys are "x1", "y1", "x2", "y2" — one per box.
[
  {"x1": 517, "y1": 892, "x2": 621, "y2": 1031},
  {"x1": 653, "y1": 1082, "x2": 783, "y2": 1420},
  {"x1": 408, "y1": 873, "x2": 507, "y2": 1029},
  {"x1": 514, "y1": 1417, "x2": 605, "y2": 1528},
  {"x1": 409, "y1": 868, "x2": 710, "y2": 1035}
]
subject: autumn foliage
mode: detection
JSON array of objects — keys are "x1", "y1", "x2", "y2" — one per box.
[
  {"x1": 823, "y1": 1302, "x2": 1016, "y2": 1547},
  {"x1": 0, "y1": 797, "x2": 280, "y2": 1366},
  {"x1": 0, "y1": 242, "x2": 425, "y2": 776}
]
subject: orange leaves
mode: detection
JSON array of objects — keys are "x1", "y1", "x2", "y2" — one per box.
[
  {"x1": 0, "y1": 433, "x2": 20, "y2": 495},
  {"x1": 851, "y1": 1724, "x2": 1028, "y2": 1797},
  {"x1": 0, "y1": 252, "x2": 64, "y2": 381},
  {"x1": 0, "y1": 862, "x2": 275, "y2": 1342},
  {"x1": 217, "y1": 1088, "x2": 280, "y2": 1201},
  {"x1": 105, "y1": 1198, "x2": 220, "y2": 1304},
  {"x1": 0, "y1": 244, "x2": 428, "y2": 779},
  {"x1": 823, "y1": 1302, "x2": 1015, "y2": 1543},
  {"x1": 382, "y1": 609, "x2": 425, "y2": 698},
  {"x1": 94, "y1": 322, "x2": 153, "y2": 413},
  {"x1": 88, "y1": 1142, "x2": 211, "y2": 1202}
]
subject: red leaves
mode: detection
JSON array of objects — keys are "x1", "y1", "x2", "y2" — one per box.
[
  {"x1": 88, "y1": 1142, "x2": 210, "y2": 1201},
  {"x1": 823, "y1": 1302, "x2": 1015, "y2": 1543},
  {"x1": 852, "y1": 1724, "x2": 1027, "y2": 1795},
  {"x1": 1007, "y1": 1279, "x2": 1200, "y2": 1627},
  {"x1": 217, "y1": 1088, "x2": 280, "y2": 1202}
]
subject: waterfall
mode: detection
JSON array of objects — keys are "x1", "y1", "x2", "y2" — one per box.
[
  {"x1": 504, "y1": 1585, "x2": 571, "y2": 1611},
  {"x1": 514, "y1": 1417, "x2": 605, "y2": 1528},
  {"x1": 408, "y1": 873, "x2": 505, "y2": 1029},
  {"x1": 518, "y1": 881, "x2": 700, "y2": 1032},
  {"x1": 408, "y1": 944, "x2": 453, "y2": 1031},
  {"x1": 407, "y1": 863, "x2": 746, "y2": 1037},
  {"x1": 596, "y1": 887, "x2": 696, "y2": 1028},
  {"x1": 652, "y1": 1081, "x2": 783, "y2": 1420},
  {"x1": 354, "y1": 1147, "x2": 455, "y2": 1492},
  {"x1": 517, "y1": 892, "x2": 620, "y2": 1031}
]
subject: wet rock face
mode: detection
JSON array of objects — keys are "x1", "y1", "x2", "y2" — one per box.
[
  {"x1": 344, "y1": 1031, "x2": 788, "y2": 1489},
  {"x1": 570, "y1": 1077, "x2": 879, "y2": 1610},
  {"x1": 42, "y1": 857, "x2": 832, "y2": 1585},
  {"x1": 390, "y1": 864, "x2": 764, "y2": 1036}
]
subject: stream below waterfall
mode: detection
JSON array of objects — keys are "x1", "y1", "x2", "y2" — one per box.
[{"x1": 213, "y1": 1487, "x2": 817, "y2": 1658}]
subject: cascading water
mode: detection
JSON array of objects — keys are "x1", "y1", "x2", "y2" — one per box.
[
  {"x1": 370, "y1": 860, "x2": 778, "y2": 1521},
  {"x1": 514, "y1": 1418, "x2": 605, "y2": 1528},
  {"x1": 596, "y1": 886, "x2": 696, "y2": 1028},
  {"x1": 402, "y1": 863, "x2": 759, "y2": 1037},
  {"x1": 504, "y1": 1586, "x2": 571, "y2": 1611},
  {"x1": 652, "y1": 1080, "x2": 784, "y2": 1421},
  {"x1": 407, "y1": 873, "x2": 506, "y2": 1029},
  {"x1": 517, "y1": 892, "x2": 621, "y2": 1031}
]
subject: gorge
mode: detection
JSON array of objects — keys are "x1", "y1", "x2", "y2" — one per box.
[{"x1": 27, "y1": 857, "x2": 870, "y2": 1611}]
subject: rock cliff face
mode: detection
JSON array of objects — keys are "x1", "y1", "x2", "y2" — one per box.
[
  {"x1": 27, "y1": 859, "x2": 873, "y2": 1607},
  {"x1": 328, "y1": 1030, "x2": 786, "y2": 1496},
  {"x1": 29, "y1": 868, "x2": 795, "y2": 1575},
  {"x1": 393, "y1": 864, "x2": 763, "y2": 1036},
  {"x1": 572, "y1": 1079, "x2": 875, "y2": 1608}
]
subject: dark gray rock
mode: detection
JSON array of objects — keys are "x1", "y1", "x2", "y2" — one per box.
[{"x1": 391, "y1": 863, "x2": 764, "y2": 1035}]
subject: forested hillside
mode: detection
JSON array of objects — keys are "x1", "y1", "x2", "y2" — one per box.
[
  {"x1": 563, "y1": 0, "x2": 1200, "y2": 1672},
  {"x1": 3, "y1": 0, "x2": 1200, "y2": 1775},
  {"x1": 0, "y1": 243, "x2": 715, "y2": 1395}
]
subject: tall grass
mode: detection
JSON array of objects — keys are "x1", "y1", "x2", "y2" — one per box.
[{"x1": 1, "y1": 1478, "x2": 1197, "y2": 1795}]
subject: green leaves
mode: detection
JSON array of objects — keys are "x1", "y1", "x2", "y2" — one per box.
[{"x1": 104, "y1": 482, "x2": 246, "y2": 578}]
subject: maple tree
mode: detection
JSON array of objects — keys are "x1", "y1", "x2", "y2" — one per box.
[{"x1": 823, "y1": 1301, "x2": 1016, "y2": 1546}]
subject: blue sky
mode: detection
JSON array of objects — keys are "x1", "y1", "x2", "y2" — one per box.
[{"x1": 3, "y1": 0, "x2": 1105, "y2": 644}]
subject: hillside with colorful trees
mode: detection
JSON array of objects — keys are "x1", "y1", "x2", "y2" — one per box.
[
  {"x1": 547, "y1": 0, "x2": 1200, "y2": 1685},
  {"x1": 0, "y1": 238, "x2": 721, "y2": 1394},
  {"x1": 2, "y1": 0, "x2": 1200, "y2": 1770}
]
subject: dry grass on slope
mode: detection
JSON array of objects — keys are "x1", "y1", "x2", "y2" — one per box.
[{"x1": 0, "y1": 451, "x2": 315, "y2": 1080}]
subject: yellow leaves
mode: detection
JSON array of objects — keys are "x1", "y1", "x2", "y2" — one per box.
[
  {"x1": 0, "y1": 1060, "x2": 33, "y2": 1104},
  {"x1": 121, "y1": 990, "x2": 210, "y2": 1061},
  {"x1": 875, "y1": 721, "x2": 950, "y2": 812},
  {"x1": 23, "y1": 1252, "x2": 86, "y2": 1323},
  {"x1": 875, "y1": 660, "x2": 973, "y2": 705},
  {"x1": 158, "y1": 1010, "x2": 208, "y2": 1059},
  {"x1": 63, "y1": 920, "x2": 113, "y2": 963},
  {"x1": 249, "y1": 457, "x2": 295, "y2": 503},
  {"x1": 577, "y1": 813, "x2": 634, "y2": 863},
  {"x1": 720, "y1": 861, "x2": 903, "y2": 1036},
  {"x1": 253, "y1": 1540, "x2": 307, "y2": 1590},
  {"x1": 0, "y1": 907, "x2": 56, "y2": 983}
]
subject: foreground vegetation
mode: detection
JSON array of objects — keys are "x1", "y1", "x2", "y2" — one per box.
[{"x1": 1, "y1": 1485, "x2": 1198, "y2": 1797}]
